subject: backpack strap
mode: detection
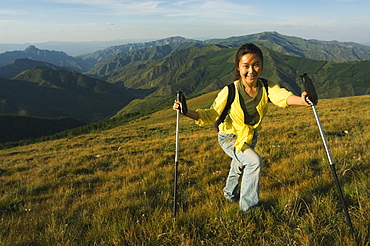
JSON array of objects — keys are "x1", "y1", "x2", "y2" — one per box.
[
  {"x1": 260, "y1": 78, "x2": 270, "y2": 102},
  {"x1": 214, "y1": 78, "x2": 269, "y2": 132},
  {"x1": 214, "y1": 83, "x2": 235, "y2": 131}
]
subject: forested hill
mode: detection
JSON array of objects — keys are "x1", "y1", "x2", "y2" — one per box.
[
  {"x1": 0, "y1": 31, "x2": 369, "y2": 121},
  {"x1": 80, "y1": 32, "x2": 370, "y2": 63},
  {"x1": 202, "y1": 31, "x2": 370, "y2": 62},
  {"x1": 98, "y1": 45, "x2": 370, "y2": 115},
  {"x1": 0, "y1": 67, "x2": 135, "y2": 123}
]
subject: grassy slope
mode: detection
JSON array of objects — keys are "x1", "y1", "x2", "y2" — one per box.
[{"x1": 0, "y1": 93, "x2": 369, "y2": 245}]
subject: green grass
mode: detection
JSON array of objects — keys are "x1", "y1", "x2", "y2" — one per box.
[{"x1": 0, "y1": 94, "x2": 369, "y2": 245}]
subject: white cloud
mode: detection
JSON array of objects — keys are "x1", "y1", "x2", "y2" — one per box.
[
  {"x1": 42, "y1": 0, "x2": 253, "y2": 19},
  {"x1": 163, "y1": 0, "x2": 253, "y2": 19},
  {"x1": 0, "y1": 9, "x2": 23, "y2": 15},
  {"x1": 80, "y1": 23, "x2": 98, "y2": 26},
  {"x1": 44, "y1": 0, "x2": 165, "y2": 14}
]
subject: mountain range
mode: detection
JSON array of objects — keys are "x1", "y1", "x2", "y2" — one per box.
[
  {"x1": 0, "y1": 45, "x2": 88, "y2": 72},
  {"x1": 0, "y1": 31, "x2": 369, "y2": 128},
  {"x1": 0, "y1": 66, "x2": 135, "y2": 123}
]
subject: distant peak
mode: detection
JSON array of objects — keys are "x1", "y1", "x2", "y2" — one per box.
[
  {"x1": 26, "y1": 45, "x2": 38, "y2": 50},
  {"x1": 25, "y1": 45, "x2": 39, "y2": 52}
]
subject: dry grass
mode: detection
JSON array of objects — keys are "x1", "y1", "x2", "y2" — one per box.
[{"x1": 0, "y1": 94, "x2": 369, "y2": 245}]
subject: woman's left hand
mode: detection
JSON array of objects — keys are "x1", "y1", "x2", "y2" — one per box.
[{"x1": 301, "y1": 91, "x2": 313, "y2": 106}]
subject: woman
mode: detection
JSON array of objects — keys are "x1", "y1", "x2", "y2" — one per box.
[{"x1": 173, "y1": 43, "x2": 311, "y2": 212}]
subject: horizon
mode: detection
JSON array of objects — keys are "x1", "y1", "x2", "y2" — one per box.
[
  {"x1": 0, "y1": 31, "x2": 369, "y2": 57},
  {"x1": 1, "y1": 0, "x2": 369, "y2": 45}
]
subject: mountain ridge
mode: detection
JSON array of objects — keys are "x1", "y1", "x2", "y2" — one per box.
[
  {"x1": 0, "y1": 58, "x2": 72, "y2": 79},
  {"x1": 202, "y1": 32, "x2": 370, "y2": 62},
  {"x1": 0, "y1": 31, "x2": 369, "y2": 122},
  {"x1": 0, "y1": 45, "x2": 89, "y2": 72},
  {"x1": 101, "y1": 45, "x2": 370, "y2": 115},
  {"x1": 0, "y1": 67, "x2": 136, "y2": 123},
  {"x1": 79, "y1": 36, "x2": 202, "y2": 66}
]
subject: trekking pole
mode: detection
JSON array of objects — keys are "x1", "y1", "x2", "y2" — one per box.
[
  {"x1": 299, "y1": 74, "x2": 357, "y2": 241},
  {"x1": 173, "y1": 91, "x2": 181, "y2": 220}
]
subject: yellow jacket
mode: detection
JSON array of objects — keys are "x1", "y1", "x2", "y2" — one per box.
[{"x1": 195, "y1": 79, "x2": 293, "y2": 152}]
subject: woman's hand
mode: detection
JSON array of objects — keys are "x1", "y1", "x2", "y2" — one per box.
[
  {"x1": 173, "y1": 100, "x2": 182, "y2": 111},
  {"x1": 301, "y1": 91, "x2": 313, "y2": 106},
  {"x1": 172, "y1": 99, "x2": 199, "y2": 120}
]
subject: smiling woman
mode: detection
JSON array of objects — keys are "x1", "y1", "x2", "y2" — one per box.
[
  {"x1": 172, "y1": 43, "x2": 311, "y2": 213},
  {"x1": 234, "y1": 46, "x2": 263, "y2": 97}
]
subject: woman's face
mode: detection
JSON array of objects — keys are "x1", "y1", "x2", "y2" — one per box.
[{"x1": 237, "y1": 53, "x2": 263, "y2": 86}]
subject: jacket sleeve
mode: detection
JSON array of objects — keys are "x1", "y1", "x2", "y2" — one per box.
[
  {"x1": 195, "y1": 86, "x2": 229, "y2": 126},
  {"x1": 267, "y1": 80, "x2": 293, "y2": 108}
]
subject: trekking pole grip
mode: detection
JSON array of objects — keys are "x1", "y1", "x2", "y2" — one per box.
[
  {"x1": 176, "y1": 91, "x2": 188, "y2": 115},
  {"x1": 299, "y1": 73, "x2": 318, "y2": 105},
  {"x1": 176, "y1": 91, "x2": 182, "y2": 113},
  {"x1": 177, "y1": 91, "x2": 182, "y2": 104}
]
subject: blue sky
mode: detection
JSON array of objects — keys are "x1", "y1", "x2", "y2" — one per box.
[{"x1": 0, "y1": 0, "x2": 369, "y2": 44}]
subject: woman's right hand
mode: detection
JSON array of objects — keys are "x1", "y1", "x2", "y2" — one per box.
[
  {"x1": 173, "y1": 100, "x2": 182, "y2": 111},
  {"x1": 172, "y1": 100, "x2": 199, "y2": 120}
]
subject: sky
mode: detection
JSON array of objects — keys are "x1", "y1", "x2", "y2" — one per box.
[{"x1": 0, "y1": 0, "x2": 370, "y2": 45}]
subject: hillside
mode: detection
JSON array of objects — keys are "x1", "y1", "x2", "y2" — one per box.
[
  {"x1": 0, "y1": 32, "x2": 369, "y2": 125},
  {"x1": 203, "y1": 31, "x2": 370, "y2": 62},
  {"x1": 0, "y1": 94, "x2": 369, "y2": 245},
  {"x1": 111, "y1": 45, "x2": 236, "y2": 95},
  {"x1": 0, "y1": 58, "x2": 71, "y2": 79},
  {"x1": 0, "y1": 68, "x2": 136, "y2": 123},
  {"x1": 0, "y1": 115, "x2": 85, "y2": 143},
  {"x1": 79, "y1": 36, "x2": 202, "y2": 65},
  {"x1": 3, "y1": 32, "x2": 369, "y2": 74},
  {"x1": 280, "y1": 54, "x2": 370, "y2": 98},
  {"x1": 82, "y1": 32, "x2": 370, "y2": 65},
  {"x1": 109, "y1": 45, "x2": 370, "y2": 115}
]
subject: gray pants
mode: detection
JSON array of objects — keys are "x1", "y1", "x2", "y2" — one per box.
[{"x1": 218, "y1": 132, "x2": 262, "y2": 212}]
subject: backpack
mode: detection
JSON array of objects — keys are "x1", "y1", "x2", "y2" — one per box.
[{"x1": 214, "y1": 78, "x2": 269, "y2": 131}]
